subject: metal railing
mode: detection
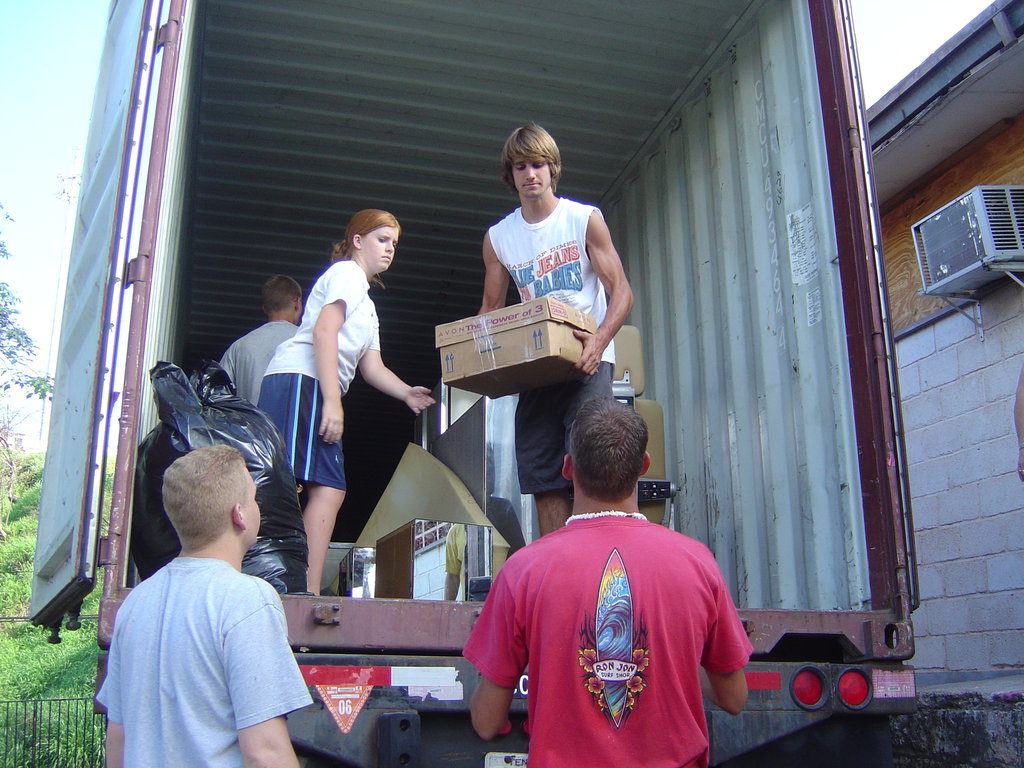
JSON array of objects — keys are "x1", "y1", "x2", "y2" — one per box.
[{"x1": 0, "y1": 698, "x2": 104, "y2": 768}]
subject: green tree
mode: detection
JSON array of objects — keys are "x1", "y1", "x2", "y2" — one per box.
[
  {"x1": 0, "y1": 204, "x2": 53, "y2": 399},
  {"x1": 0, "y1": 401, "x2": 32, "y2": 538}
]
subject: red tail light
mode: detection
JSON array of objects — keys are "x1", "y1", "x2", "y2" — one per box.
[
  {"x1": 837, "y1": 668, "x2": 870, "y2": 708},
  {"x1": 791, "y1": 667, "x2": 827, "y2": 710}
]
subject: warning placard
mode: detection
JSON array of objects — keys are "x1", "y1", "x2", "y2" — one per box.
[{"x1": 315, "y1": 684, "x2": 374, "y2": 734}]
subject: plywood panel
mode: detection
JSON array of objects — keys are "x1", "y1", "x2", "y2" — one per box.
[
  {"x1": 376, "y1": 522, "x2": 415, "y2": 599},
  {"x1": 880, "y1": 112, "x2": 1024, "y2": 333}
]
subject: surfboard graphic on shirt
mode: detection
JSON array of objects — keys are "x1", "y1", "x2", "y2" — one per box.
[{"x1": 578, "y1": 548, "x2": 650, "y2": 728}]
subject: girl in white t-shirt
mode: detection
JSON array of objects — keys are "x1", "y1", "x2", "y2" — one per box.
[{"x1": 260, "y1": 209, "x2": 435, "y2": 594}]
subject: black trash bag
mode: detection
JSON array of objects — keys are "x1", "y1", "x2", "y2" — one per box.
[{"x1": 131, "y1": 360, "x2": 307, "y2": 593}]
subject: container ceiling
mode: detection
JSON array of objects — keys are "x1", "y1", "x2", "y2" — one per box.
[{"x1": 185, "y1": 0, "x2": 755, "y2": 375}]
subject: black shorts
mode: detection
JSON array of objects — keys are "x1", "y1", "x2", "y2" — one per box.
[{"x1": 514, "y1": 362, "x2": 614, "y2": 494}]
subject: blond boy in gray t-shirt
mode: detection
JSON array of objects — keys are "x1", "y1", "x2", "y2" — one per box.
[{"x1": 97, "y1": 446, "x2": 311, "y2": 767}]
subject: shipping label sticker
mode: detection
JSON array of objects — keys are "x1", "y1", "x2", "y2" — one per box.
[
  {"x1": 787, "y1": 203, "x2": 818, "y2": 286},
  {"x1": 391, "y1": 666, "x2": 464, "y2": 701},
  {"x1": 872, "y1": 669, "x2": 916, "y2": 699},
  {"x1": 806, "y1": 286, "x2": 822, "y2": 327},
  {"x1": 315, "y1": 683, "x2": 374, "y2": 734},
  {"x1": 407, "y1": 684, "x2": 464, "y2": 701},
  {"x1": 485, "y1": 753, "x2": 528, "y2": 767}
]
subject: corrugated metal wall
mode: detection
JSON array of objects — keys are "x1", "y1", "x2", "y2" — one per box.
[{"x1": 605, "y1": 0, "x2": 870, "y2": 611}]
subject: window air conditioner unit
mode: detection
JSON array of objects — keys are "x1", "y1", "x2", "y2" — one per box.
[{"x1": 913, "y1": 185, "x2": 1024, "y2": 297}]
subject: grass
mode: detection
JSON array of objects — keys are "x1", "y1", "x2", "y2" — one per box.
[
  {"x1": 0, "y1": 450, "x2": 106, "y2": 767},
  {"x1": 0, "y1": 451, "x2": 103, "y2": 701}
]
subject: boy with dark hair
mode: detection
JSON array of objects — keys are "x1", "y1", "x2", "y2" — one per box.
[
  {"x1": 465, "y1": 399, "x2": 751, "y2": 768},
  {"x1": 220, "y1": 274, "x2": 303, "y2": 403}
]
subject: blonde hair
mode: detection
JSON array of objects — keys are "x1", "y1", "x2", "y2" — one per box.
[
  {"x1": 162, "y1": 445, "x2": 250, "y2": 549},
  {"x1": 330, "y1": 209, "x2": 401, "y2": 288},
  {"x1": 500, "y1": 123, "x2": 562, "y2": 194}
]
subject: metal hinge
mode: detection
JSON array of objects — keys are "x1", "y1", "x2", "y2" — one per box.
[
  {"x1": 98, "y1": 536, "x2": 114, "y2": 567},
  {"x1": 156, "y1": 19, "x2": 180, "y2": 51},
  {"x1": 125, "y1": 254, "x2": 150, "y2": 287}
]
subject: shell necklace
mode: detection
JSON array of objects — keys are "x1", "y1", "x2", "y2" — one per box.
[{"x1": 565, "y1": 510, "x2": 647, "y2": 524}]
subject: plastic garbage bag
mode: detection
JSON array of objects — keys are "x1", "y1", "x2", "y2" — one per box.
[{"x1": 131, "y1": 360, "x2": 307, "y2": 593}]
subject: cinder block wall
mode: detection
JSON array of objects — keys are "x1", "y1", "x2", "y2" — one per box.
[
  {"x1": 897, "y1": 280, "x2": 1024, "y2": 675},
  {"x1": 413, "y1": 545, "x2": 445, "y2": 600}
]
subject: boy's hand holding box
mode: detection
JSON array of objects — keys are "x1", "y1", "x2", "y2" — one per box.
[{"x1": 435, "y1": 297, "x2": 597, "y2": 398}]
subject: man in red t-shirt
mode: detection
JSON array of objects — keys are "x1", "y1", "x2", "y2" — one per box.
[{"x1": 464, "y1": 398, "x2": 751, "y2": 768}]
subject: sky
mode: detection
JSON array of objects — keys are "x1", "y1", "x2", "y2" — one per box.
[
  {"x1": 1, "y1": 0, "x2": 109, "y2": 447},
  {"x1": 849, "y1": 0, "x2": 995, "y2": 104},
  {"x1": 0, "y1": 0, "x2": 999, "y2": 449}
]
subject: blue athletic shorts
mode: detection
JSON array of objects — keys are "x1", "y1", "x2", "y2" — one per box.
[
  {"x1": 258, "y1": 373, "x2": 347, "y2": 491},
  {"x1": 514, "y1": 362, "x2": 614, "y2": 494}
]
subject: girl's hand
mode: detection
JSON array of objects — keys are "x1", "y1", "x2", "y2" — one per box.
[
  {"x1": 319, "y1": 399, "x2": 345, "y2": 444},
  {"x1": 405, "y1": 386, "x2": 436, "y2": 415}
]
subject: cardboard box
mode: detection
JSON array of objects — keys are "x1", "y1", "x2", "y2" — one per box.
[{"x1": 435, "y1": 297, "x2": 597, "y2": 398}]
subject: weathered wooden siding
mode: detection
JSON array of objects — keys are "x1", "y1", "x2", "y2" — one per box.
[{"x1": 879, "y1": 111, "x2": 1024, "y2": 334}]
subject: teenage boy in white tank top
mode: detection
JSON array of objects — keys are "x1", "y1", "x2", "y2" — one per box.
[{"x1": 479, "y1": 124, "x2": 634, "y2": 537}]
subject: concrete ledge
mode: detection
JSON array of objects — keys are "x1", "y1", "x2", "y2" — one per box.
[{"x1": 892, "y1": 675, "x2": 1024, "y2": 768}]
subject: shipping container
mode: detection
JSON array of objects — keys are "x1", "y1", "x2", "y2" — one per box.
[{"x1": 31, "y1": 0, "x2": 917, "y2": 763}]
